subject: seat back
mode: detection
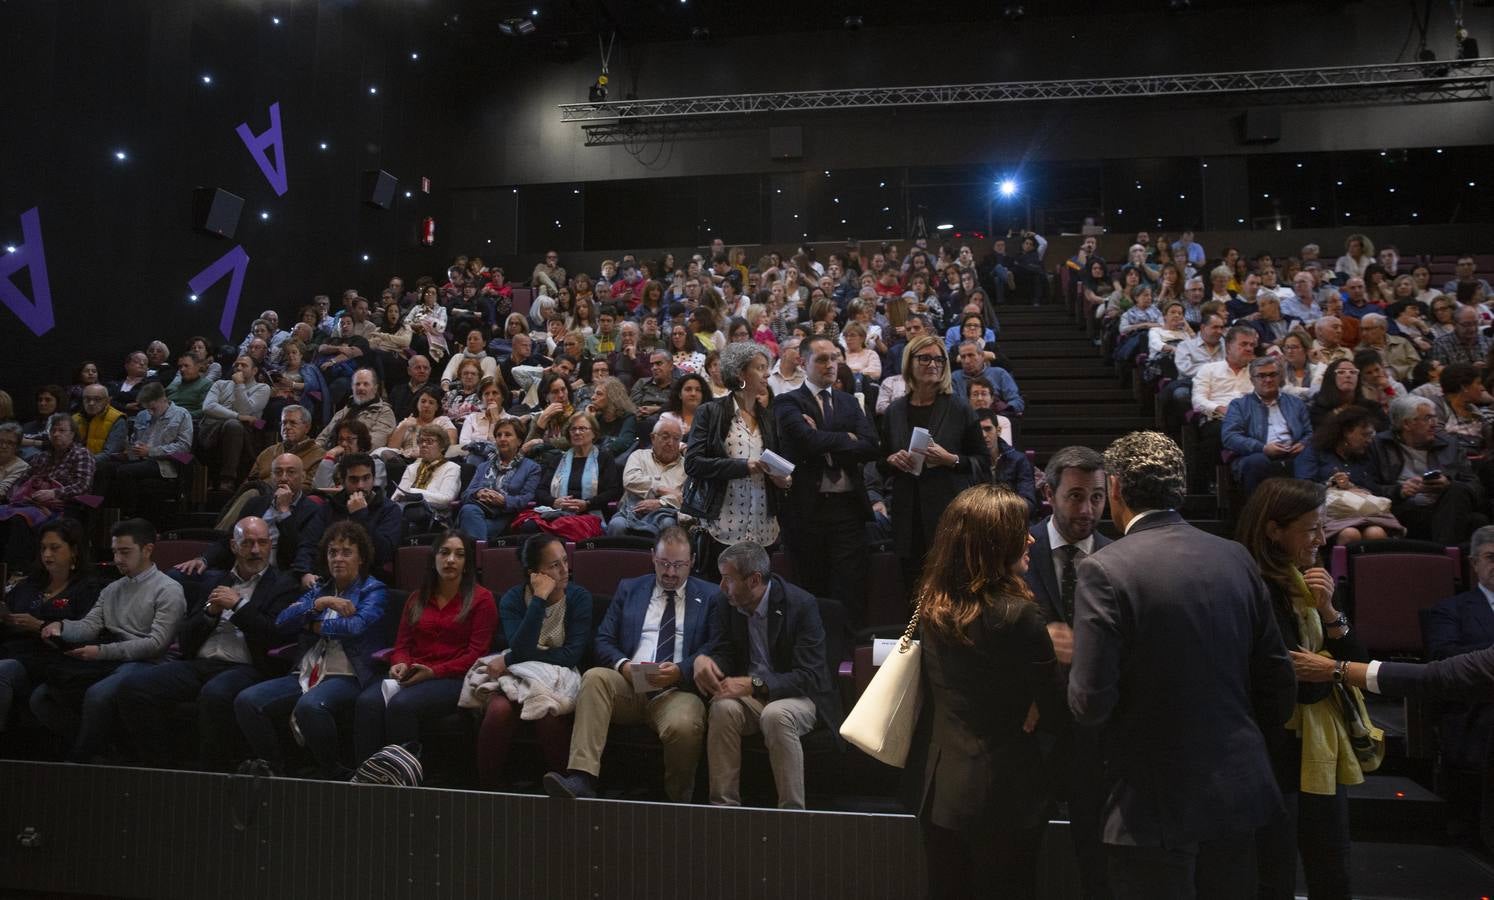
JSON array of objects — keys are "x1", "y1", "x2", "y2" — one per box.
[
  {"x1": 571, "y1": 547, "x2": 654, "y2": 597},
  {"x1": 377, "y1": 588, "x2": 411, "y2": 646},
  {"x1": 863, "y1": 550, "x2": 911, "y2": 632},
  {"x1": 394, "y1": 544, "x2": 432, "y2": 593},
  {"x1": 151, "y1": 539, "x2": 214, "y2": 571},
  {"x1": 478, "y1": 540, "x2": 573, "y2": 598},
  {"x1": 1350, "y1": 552, "x2": 1459, "y2": 658}
]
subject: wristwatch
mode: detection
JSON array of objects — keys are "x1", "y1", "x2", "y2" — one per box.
[
  {"x1": 1325, "y1": 614, "x2": 1350, "y2": 635},
  {"x1": 750, "y1": 676, "x2": 766, "y2": 699}
]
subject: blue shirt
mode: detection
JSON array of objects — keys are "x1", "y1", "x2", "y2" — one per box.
[{"x1": 737, "y1": 582, "x2": 773, "y2": 680}]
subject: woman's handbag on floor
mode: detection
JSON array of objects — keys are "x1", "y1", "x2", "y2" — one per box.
[{"x1": 839, "y1": 603, "x2": 922, "y2": 767}]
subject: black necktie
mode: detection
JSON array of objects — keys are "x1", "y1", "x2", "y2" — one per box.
[
  {"x1": 819, "y1": 389, "x2": 843, "y2": 485},
  {"x1": 1057, "y1": 545, "x2": 1081, "y2": 625},
  {"x1": 655, "y1": 590, "x2": 677, "y2": 664}
]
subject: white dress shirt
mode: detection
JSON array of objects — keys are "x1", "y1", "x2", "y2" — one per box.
[
  {"x1": 1191, "y1": 360, "x2": 1253, "y2": 418},
  {"x1": 620, "y1": 582, "x2": 687, "y2": 669},
  {"x1": 1046, "y1": 518, "x2": 1095, "y2": 597}
]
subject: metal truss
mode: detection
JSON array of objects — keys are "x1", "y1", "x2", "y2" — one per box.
[{"x1": 560, "y1": 58, "x2": 1494, "y2": 124}]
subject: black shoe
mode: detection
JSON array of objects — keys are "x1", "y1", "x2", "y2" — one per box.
[{"x1": 543, "y1": 770, "x2": 596, "y2": 799}]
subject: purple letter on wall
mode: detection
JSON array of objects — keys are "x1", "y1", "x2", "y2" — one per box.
[
  {"x1": 0, "y1": 207, "x2": 55, "y2": 336},
  {"x1": 188, "y1": 245, "x2": 252, "y2": 340},
  {"x1": 236, "y1": 102, "x2": 288, "y2": 196}
]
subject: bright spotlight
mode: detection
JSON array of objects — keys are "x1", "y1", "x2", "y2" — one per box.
[
  {"x1": 998, "y1": 179, "x2": 1018, "y2": 198},
  {"x1": 935, "y1": 223, "x2": 954, "y2": 231}
]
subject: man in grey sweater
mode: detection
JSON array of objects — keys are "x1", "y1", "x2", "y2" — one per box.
[{"x1": 33, "y1": 518, "x2": 185, "y2": 762}]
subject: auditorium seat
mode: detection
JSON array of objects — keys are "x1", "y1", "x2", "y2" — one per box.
[
  {"x1": 394, "y1": 544, "x2": 432, "y2": 593},
  {"x1": 1334, "y1": 541, "x2": 1460, "y2": 659},
  {"x1": 150, "y1": 538, "x2": 215, "y2": 571},
  {"x1": 570, "y1": 546, "x2": 654, "y2": 596},
  {"x1": 862, "y1": 550, "x2": 910, "y2": 634}
]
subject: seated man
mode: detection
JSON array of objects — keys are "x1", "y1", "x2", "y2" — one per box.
[
  {"x1": 93, "y1": 381, "x2": 194, "y2": 512},
  {"x1": 297, "y1": 452, "x2": 400, "y2": 588},
  {"x1": 608, "y1": 415, "x2": 687, "y2": 538},
  {"x1": 454, "y1": 419, "x2": 540, "y2": 540},
  {"x1": 314, "y1": 367, "x2": 397, "y2": 450},
  {"x1": 950, "y1": 341, "x2": 1024, "y2": 416},
  {"x1": 166, "y1": 352, "x2": 213, "y2": 422},
  {"x1": 179, "y1": 453, "x2": 325, "y2": 583},
  {"x1": 543, "y1": 527, "x2": 717, "y2": 803},
  {"x1": 1423, "y1": 527, "x2": 1494, "y2": 773},
  {"x1": 244, "y1": 403, "x2": 322, "y2": 494},
  {"x1": 694, "y1": 541, "x2": 841, "y2": 810},
  {"x1": 1190, "y1": 326, "x2": 1258, "y2": 486},
  {"x1": 388, "y1": 355, "x2": 436, "y2": 421},
  {"x1": 1369, "y1": 395, "x2": 1486, "y2": 545},
  {"x1": 31, "y1": 519, "x2": 185, "y2": 762},
  {"x1": 200, "y1": 354, "x2": 272, "y2": 492},
  {"x1": 72, "y1": 383, "x2": 127, "y2": 464},
  {"x1": 1356, "y1": 313, "x2": 1422, "y2": 384},
  {"x1": 976, "y1": 408, "x2": 1037, "y2": 516},
  {"x1": 116, "y1": 517, "x2": 297, "y2": 769},
  {"x1": 1310, "y1": 315, "x2": 1354, "y2": 367},
  {"x1": 1221, "y1": 356, "x2": 1312, "y2": 493},
  {"x1": 1248, "y1": 295, "x2": 1300, "y2": 350},
  {"x1": 629, "y1": 350, "x2": 678, "y2": 420}
]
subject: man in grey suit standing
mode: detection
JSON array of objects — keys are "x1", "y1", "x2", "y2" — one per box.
[
  {"x1": 1069, "y1": 431, "x2": 1296, "y2": 899},
  {"x1": 1023, "y1": 445, "x2": 1112, "y2": 900}
]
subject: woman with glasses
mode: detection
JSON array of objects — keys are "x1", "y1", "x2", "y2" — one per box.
[
  {"x1": 881, "y1": 334, "x2": 991, "y2": 597},
  {"x1": 516, "y1": 411, "x2": 621, "y2": 541},
  {"x1": 476, "y1": 533, "x2": 592, "y2": 789}
]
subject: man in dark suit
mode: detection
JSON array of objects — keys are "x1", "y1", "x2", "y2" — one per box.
[
  {"x1": 772, "y1": 335, "x2": 882, "y2": 629},
  {"x1": 1069, "y1": 431, "x2": 1296, "y2": 900},
  {"x1": 115, "y1": 517, "x2": 298, "y2": 769},
  {"x1": 543, "y1": 527, "x2": 717, "y2": 803},
  {"x1": 174, "y1": 453, "x2": 325, "y2": 584},
  {"x1": 1022, "y1": 445, "x2": 1112, "y2": 900},
  {"x1": 695, "y1": 541, "x2": 840, "y2": 810}
]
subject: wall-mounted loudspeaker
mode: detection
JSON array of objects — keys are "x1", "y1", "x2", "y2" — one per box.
[
  {"x1": 362, "y1": 169, "x2": 399, "y2": 209},
  {"x1": 192, "y1": 187, "x2": 244, "y2": 239}
]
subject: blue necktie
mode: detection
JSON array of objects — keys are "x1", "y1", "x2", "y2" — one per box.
[{"x1": 655, "y1": 590, "x2": 677, "y2": 664}]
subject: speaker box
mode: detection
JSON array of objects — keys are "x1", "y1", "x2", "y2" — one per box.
[
  {"x1": 1239, "y1": 109, "x2": 1281, "y2": 144},
  {"x1": 362, "y1": 169, "x2": 399, "y2": 209},
  {"x1": 769, "y1": 126, "x2": 803, "y2": 160},
  {"x1": 192, "y1": 187, "x2": 244, "y2": 239}
]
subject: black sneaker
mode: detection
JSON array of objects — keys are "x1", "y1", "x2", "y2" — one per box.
[{"x1": 543, "y1": 770, "x2": 596, "y2": 799}]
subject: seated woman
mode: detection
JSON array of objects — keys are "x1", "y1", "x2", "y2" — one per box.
[
  {"x1": 842, "y1": 322, "x2": 883, "y2": 384},
  {"x1": 19, "y1": 385, "x2": 67, "y2": 461},
  {"x1": 68, "y1": 362, "x2": 99, "y2": 413},
  {"x1": 310, "y1": 418, "x2": 388, "y2": 494},
  {"x1": 1293, "y1": 405, "x2": 1403, "y2": 544},
  {"x1": 666, "y1": 372, "x2": 709, "y2": 441},
  {"x1": 378, "y1": 384, "x2": 456, "y2": 472},
  {"x1": 458, "y1": 375, "x2": 516, "y2": 452},
  {"x1": 234, "y1": 520, "x2": 388, "y2": 778},
  {"x1": 515, "y1": 412, "x2": 622, "y2": 540},
  {"x1": 586, "y1": 377, "x2": 638, "y2": 458},
  {"x1": 352, "y1": 528, "x2": 496, "y2": 765},
  {"x1": 366, "y1": 300, "x2": 413, "y2": 379},
  {"x1": 1278, "y1": 331, "x2": 1326, "y2": 399},
  {"x1": 490, "y1": 312, "x2": 530, "y2": 360},
  {"x1": 521, "y1": 372, "x2": 575, "y2": 459},
  {"x1": 456, "y1": 419, "x2": 541, "y2": 541},
  {"x1": 1354, "y1": 349, "x2": 1404, "y2": 427},
  {"x1": 0, "y1": 424, "x2": 28, "y2": 500},
  {"x1": 442, "y1": 357, "x2": 485, "y2": 426},
  {"x1": 1309, "y1": 360, "x2": 1381, "y2": 430},
  {"x1": 668, "y1": 324, "x2": 706, "y2": 375},
  {"x1": 703, "y1": 351, "x2": 731, "y2": 399},
  {"x1": 0, "y1": 414, "x2": 95, "y2": 568},
  {"x1": 476, "y1": 534, "x2": 592, "y2": 790},
  {"x1": 0, "y1": 519, "x2": 100, "y2": 731},
  {"x1": 107, "y1": 351, "x2": 153, "y2": 415},
  {"x1": 390, "y1": 425, "x2": 462, "y2": 535},
  {"x1": 806, "y1": 297, "x2": 841, "y2": 344},
  {"x1": 1436, "y1": 363, "x2": 1494, "y2": 455}
]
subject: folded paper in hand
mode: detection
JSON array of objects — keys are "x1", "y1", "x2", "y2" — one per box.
[
  {"x1": 907, "y1": 426, "x2": 932, "y2": 476},
  {"x1": 758, "y1": 449, "x2": 795, "y2": 479},
  {"x1": 630, "y1": 661, "x2": 661, "y2": 693}
]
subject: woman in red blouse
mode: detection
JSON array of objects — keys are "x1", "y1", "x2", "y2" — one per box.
[{"x1": 352, "y1": 528, "x2": 496, "y2": 763}]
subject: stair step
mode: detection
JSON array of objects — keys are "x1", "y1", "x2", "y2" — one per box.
[
  {"x1": 1021, "y1": 405, "x2": 1151, "y2": 420},
  {"x1": 1000, "y1": 340, "x2": 1105, "y2": 356},
  {"x1": 1012, "y1": 361, "x2": 1114, "y2": 375},
  {"x1": 1023, "y1": 388, "x2": 1135, "y2": 403}
]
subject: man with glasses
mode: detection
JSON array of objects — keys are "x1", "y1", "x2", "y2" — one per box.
[
  {"x1": 608, "y1": 416, "x2": 687, "y2": 538},
  {"x1": 1220, "y1": 357, "x2": 1311, "y2": 493},
  {"x1": 1431, "y1": 305, "x2": 1493, "y2": 368},
  {"x1": 1370, "y1": 395, "x2": 1485, "y2": 545},
  {"x1": 543, "y1": 526, "x2": 717, "y2": 803},
  {"x1": 73, "y1": 383, "x2": 127, "y2": 463},
  {"x1": 531, "y1": 249, "x2": 566, "y2": 294},
  {"x1": 629, "y1": 349, "x2": 678, "y2": 419}
]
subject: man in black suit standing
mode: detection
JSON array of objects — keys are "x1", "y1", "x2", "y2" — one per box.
[
  {"x1": 1022, "y1": 445, "x2": 1112, "y2": 900},
  {"x1": 773, "y1": 335, "x2": 882, "y2": 629},
  {"x1": 115, "y1": 516, "x2": 298, "y2": 769},
  {"x1": 1069, "y1": 431, "x2": 1296, "y2": 899},
  {"x1": 695, "y1": 541, "x2": 841, "y2": 810}
]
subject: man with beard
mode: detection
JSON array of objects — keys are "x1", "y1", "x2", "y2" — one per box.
[
  {"x1": 295, "y1": 452, "x2": 399, "y2": 587},
  {"x1": 314, "y1": 367, "x2": 396, "y2": 449}
]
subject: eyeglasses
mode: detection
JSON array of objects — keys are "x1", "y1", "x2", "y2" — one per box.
[
  {"x1": 653, "y1": 557, "x2": 690, "y2": 572},
  {"x1": 911, "y1": 354, "x2": 946, "y2": 367}
]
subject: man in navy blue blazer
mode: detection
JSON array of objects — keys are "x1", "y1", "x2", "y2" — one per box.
[
  {"x1": 543, "y1": 526, "x2": 717, "y2": 803},
  {"x1": 1021, "y1": 445, "x2": 1112, "y2": 900},
  {"x1": 1420, "y1": 526, "x2": 1494, "y2": 768},
  {"x1": 1220, "y1": 356, "x2": 1312, "y2": 494}
]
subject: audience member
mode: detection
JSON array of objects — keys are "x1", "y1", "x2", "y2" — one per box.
[
  {"x1": 389, "y1": 425, "x2": 462, "y2": 534},
  {"x1": 0, "y1": 414, "x2": 96, "y2": 567},
  {"x1": 1368, "y1": 395, "x2": 1485, "y2": 545},
  {"x1": 299, "y1": 452, "x2": 400, "y2": 588},
  {"x1": 244, "y1": 404, "x2": 321, "y2": 492},
  {"x1": 1430, "y1": 305, "x2": 1492, "y2": 367},
  {"x1": 1293, "y1": 406, "x2": 1404, "y2": 544},
  {"x1": 455, "y1": 419, "x2": 540, "y2": 541},
  {"x1": 518, "y1": 411, "x2": 621, "y2": 540},
  {"x1": 200, "y1": 355, "x2": 271, "y2": 492},
  {"x1": 1221, "y1": 356, "x2": 1312, "y2": 493},
  {"x1": 609, "y1": 416, "x2": 687, "y2": 538},
  {"x1": 315, "y1": 368, "x2": 396, "y2": 449},
  {"x1": 1190, "y1": 326, "x2": 1259, "y2": 486}
]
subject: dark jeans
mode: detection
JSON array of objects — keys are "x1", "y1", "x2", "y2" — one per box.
[
  {"x1": 1394, "y1": 481, "x2": 1484, "y2": 546},
  {"x1": 352, "y1": 676, "x2": 462, "y2": 765},
  {"x1": 116, "y1": 657, "x2": 263, "y2": 768},
  {"x1": 1256, "y1": 785, "x2": 1351, "y2": 900},
  {"x1": 1107, "y1": 832, "x2": 1257, "y2": 900},
  {"x1": 29, "y1": 660, "x2": 150, "y2": 761},
  {"x1": 234, "y1": 673, "x2": 361, "y2": 778},
  {"x1": 786, "y1": 493, "x2": 868, "y2": 629},
  {"x1": 1229, "y1": 454, "x2": 1295, "y2": 495},
  {"x1": 922, "y1": 819, "x2": 1044, "y2": 899},
  {"x1": 1193, "y1": 419, "x2": 1224, "y2": 490}
]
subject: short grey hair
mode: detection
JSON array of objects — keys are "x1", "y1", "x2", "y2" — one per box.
[
  {"x1": 717, "y1": 541, "x2": 771, "y2": 581},
  {"x1": 618, "y1": 320, "x2": 640, "y2": 336},
  {"x1": 45, "y1": 412, "x2": 76, "y2": 434},
  {"x1": 649, "y1": 348, "x2": 672, "y2": 364},
  {"x1": 653, "y1": 413, "x2": 684, "y2": 436},
  {"x1": 281, "y1": 404, "x2": 310, "y2": 425},
  {"x1": 0, "y1": 422, "x2": 22, "y2": 444},
  {"x1": 719, "y1": 341, "x2": 769, "y2": 388},
  {"x1": 1471, "y1": 525, "x2": 1494, "y2": 560},
  {"x1": 1360, "y1": 313, "x2": 1386, "y2": 329},
  {"x1": 1390, "y1": 394, "x2": 1436, "y2": 430},
  {"x1": 1103, "y1": 431, "x2": 1185, "y2": 513},
  {"x1": 1248, "y1": 355, "x2": 1281, "y2": 376}
]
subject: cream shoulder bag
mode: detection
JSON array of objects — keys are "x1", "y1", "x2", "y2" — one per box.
[{"x1": 840, "y1": 604, "x2": 922, "y2": 767}]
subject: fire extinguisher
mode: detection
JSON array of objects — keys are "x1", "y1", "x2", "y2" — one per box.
[{"x1": 421, "y1": 217, "x2": 436, "y2": 247}]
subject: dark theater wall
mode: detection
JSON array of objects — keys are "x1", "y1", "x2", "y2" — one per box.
[{"x1": 0, "y1": 0, "x2": 459, "y2": 388}]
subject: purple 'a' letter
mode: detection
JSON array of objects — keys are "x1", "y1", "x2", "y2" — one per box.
[
  {"x1": 188, "y1": 245, "x2": 252, "y2": 340},
  {"x1": 235, "y1": 102, "x2": 288, "y2": 196},
  {"x1": 0, "y1": 207, "x2": 55, "y2": 336}
]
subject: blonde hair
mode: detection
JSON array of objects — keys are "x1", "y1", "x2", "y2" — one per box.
[{"x1": 900, "y1": 334, "x2": 953, "y2": 394}]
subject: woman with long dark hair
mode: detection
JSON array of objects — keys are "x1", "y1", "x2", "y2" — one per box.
[
  {"x1": 1294, "y1": 406, "x2": 1403, "y2": 544},
  {"x1": 1236, "y1": 478, "x2": 1367, "y2": 900},
  {"x1": 352, "y1": 528, "x2": 496, "y2": 764},
  {"x1": 914, "y1": 484, "x2": 1061, "y2": 899}
]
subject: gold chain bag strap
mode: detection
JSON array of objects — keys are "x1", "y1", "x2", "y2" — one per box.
[{"x1": 839, "y1": 602, "x2": 923, "y2": 767}]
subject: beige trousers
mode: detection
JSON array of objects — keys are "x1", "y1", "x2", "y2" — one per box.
[
  {"x1": 566, "y1": 666, "x2": 706, "y2": 803},
  {"x1": 707, "y1": 694, "x2": 817, "y2": 810}
]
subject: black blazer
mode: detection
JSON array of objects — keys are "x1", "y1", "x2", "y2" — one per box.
[
  {"x1": 879, "y1": 393, "x2": 990, "y2": 552},
  {"x1": 684, "y1": 393, "x2": 782, "y2": 521},
  {"x1": 705, "y1": 574, "x2": 842, "y2": 732},
  {"x1": 202, "y1": 493, "x2": 325, "y2": 575},
  {"x1": 917, "y1": 598, "x2": 1064, "y2": 837},
  {"x1": 1425, "y1": 589, "x2": 1494, "y2": 660},
  {"x1": 1379, "y1": 646, "x2": 1494, "y2": 699},
  {"x1": 771, "y1": 383, "x2": 882, "y2": 520},
  {"x1": 1068, "y1": 510, "x2": 1297, "y2": 848},
  {"x1": 177, "y1": 567, "x2": 299, "y2": 675},
  {"x1": 1023, "y1": 517, "x2": 1113, "y2": 626}
]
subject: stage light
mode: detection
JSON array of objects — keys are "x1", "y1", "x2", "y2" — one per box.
[
  {"x1": 189, "y1": 293, "x2": 199, "y2": 301},
  {"x1": 368, "y1": 85, "x2": 378, "y2": 95},
  {"x1": 271, "y1": 16, "x2": 280, "y2": 25},
  {"x1": 411, "y1": 52, "x2": 420, "y2": 61},
  {"x1": 319, "y1": 142, "x2": 329, "y2": 150},
  {"x1": 499, "y1": 17, "x2": 536, "y2": 36},
  {"x1": 998, "y1": 179, "x2": 1017, "y2": 198},
  {"x1": 4, "y1": 246, "x2": 15, "y2": 254},
  {"x1": 260, "y1": 211, "x2": 270, "y2": 221},
  {"x1": 201, "y1": 74, "x2": 213, "y2": 85},
  {"x1": 936, "y1": 223, "x2": 954, "y2": 231},
  {"x1": 361, "y1": 253, "x2": 370, "y2": 261},
  {"x1": 1002, "y1": 4, "x2": 1025, "y2": 22}
]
